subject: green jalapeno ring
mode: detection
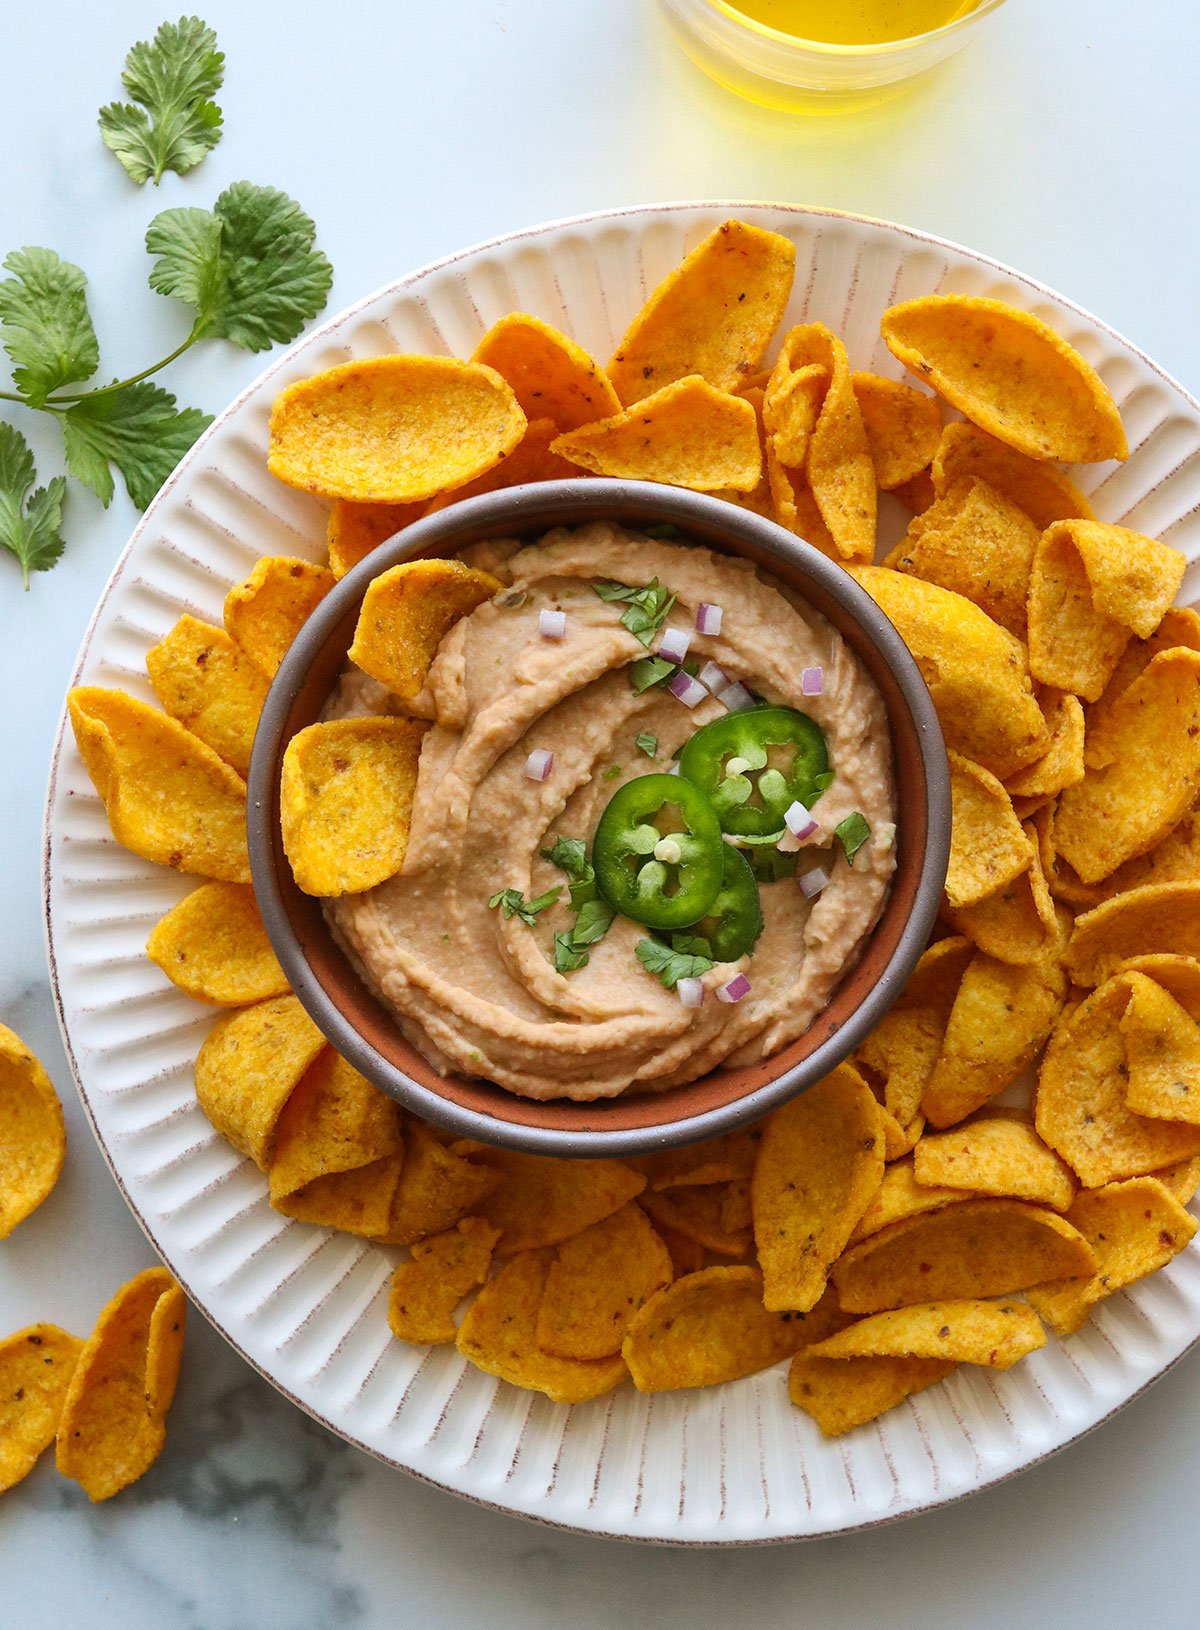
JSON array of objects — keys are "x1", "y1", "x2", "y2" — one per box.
[
  {"x1": 592, "y1": 773, "x2": 726, "y2": 931},
  {"x1": 677, "y1": 706, "x2": 831, "y2": 838}
]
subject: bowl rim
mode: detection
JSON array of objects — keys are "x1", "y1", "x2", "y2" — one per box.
[
  {"x1": 679, "y1": 0, "x2": 1010, "y2": 58},
  {"x1": 248, "y1": 478, "x2": 950, "y2": 1157}
]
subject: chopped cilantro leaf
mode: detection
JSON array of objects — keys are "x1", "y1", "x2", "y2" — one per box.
[
  {"x1": 642, "y1": 522, "x2": 681, "y2": 539},
  {"x1": 636, "y1": 937, "x2": 715, "y2": 990},
  {"x1": 540, "y1": 835, "x2": 598, "y2": 907},
  {"x1": 602, "y1": 764, "x2": 622, "y2": 780},
  {"x1": 592, "y1": 577, "x2": 677, "y2": 647},
  {"x1": 670, "y1": 933, "x2": 713, "y2": 959},
  {"x1": 553, "y1": 899, "x2": 615, "y2": 973},
  {"x1": 629, "y1": 655, "x2": 676, "y2": 694},
  {"x1": 835, "y1": 811, "x2": 871, "y2": 866},
  {"x1": 488, "y1": 885, "x2": 561, "y2": 926},
  {"x1": 635, "y1": 732, "x2": 658, "y2": 758},
  {"x1": 98, "y1": 17, "x2": 225, "y2": 186}
]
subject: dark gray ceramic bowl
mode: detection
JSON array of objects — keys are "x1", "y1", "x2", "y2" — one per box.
[{"x1": 247, "y1": 479, "x2": 949, "y2": 1157}]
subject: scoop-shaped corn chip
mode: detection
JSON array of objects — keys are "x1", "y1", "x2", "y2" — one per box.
[
  {"x1": 880, "y1": 294, "x2": 1127, "y2": 463},
  {"x1": 268, "y1": 356, "x2": 526, "y2": 503},
  {"x1": 945, "y1": 751, "x2": 1032, "y2": 908},
  {"x1": 851, "y1": 372, "x2": 942, "y2": 491},
  {"x1": 943, "y1": 823, "x2": 1061, "y2": 966},
  {"x1": 892, "y1": 470, "x2": 937, "y2": 514},
  {"x1": 1085, "y1": 607, "x2": 1200, "y2": 758},
  {"x1": 853, "y1": 1005, "x2": 944, "y2": 1128},
  {"x1": 1005, "y1": 690, "x2": 1085, "y2": 801},
  {"x1": 387, "y1": 1217, "x2": 501, "y2": 1345},
  {"x1": 914, "y1": 1111, "x2": 1077, "y2": 1210},
  {"x1": 327, "y1": 499, "x2": 426, "y2": 579},
  {"x1": 68, "y1": 687, "x2": 249, "y2": 882},
  {"x1": 886, "y1": 477, "x2": 1040, "y2": 639},
  {"x1": 1027, "y1": 1177, "x2": 1197, "y2": 1336},
  {"x1": 147, "y1": 882, "x2": 289, "y2": 1006},
  {"x1": 348, "y1": 558, "x2": 502, "y2": 699},
  {"x1": 1066, "y1": 884, "x2": 1200, "y2": 986},
  {"x1": 462, "y1": 1146, "x2": 645, "y2": 1255},
  {"x1": 762, "y1": 361, "x2": 827, "y2": 469},
  {"x1": 653, "y1": 1218, "x2": 708, "y2": 1278},
  {"x1": 268, "y1": 1048, "x2": 402, "y2": 1201},
  {"x1": 849, "y1": 568, "x2": 1047, "y2": 779},
  {"x1": 832, "y1": 1198, "x2": 1095, "y2": 1313},
  {"x1": 1055, "y1": 650, "x2": 1200, "y2": 883},
  {"x1": 0, "y1": 1324, "x2": 83, "y2": 1493},
  {"x1": 1118, "y1": 972, "x2": 1200, "y2": 1124},
  {"x1": 807, "y1": 1297, "x2": 1045, "y2": 1370},
  {"x1": 223, "y1": 557, "x2": 335, "y2": 679},
  {"x1": 639, "y1": 1182, "x2": 753, "y2": 1257},
  {"x1": 380, "y1": 1121, "x2": 504, "y2": 1246},
  {"x1": 1116, "y1": 955, "x2": 1200, "y2": 1021},
  {"x1": 1034, "y1": 976, "x2": 1200, "y2": 1185},
  {"x1": 847, "y1": 1157, "x2": 976, "y2": 1244},
  {"x1": 473, "y1": 315, "x2": 621, "y2": 430},
  {"x1": 622, "y1": 1266, "x2": 809, "y2": 1392},
  {"x1": 631, "y1": 1126, "x2": 760, "y2": 1191},
  {"x1": 608, "y1": 220, "x2": 795, "y2": 406},
  {"x1": 194, "y1": 995, "x2": 326, "y2": 1169},
  {"x1": 456, "y1": 1248, "x2": 627, "y2": 1404},
  {"x1": 901, "y1": 934, "x2": 975, "y2": 1012},
  {"x1": 1152, "y1": 1152, "x2": 1200, "y2": 1205},
  {"x1": 280, "y1": 716, "x2": 426, "y2": 897},
  {"x1": 0, "y1": 1024, "x2": 65, "y2": 1240},
  {"x1": 536, "y1": 1202, "x2": 672, "y2": 1360},
  {"x1": 788, "y1": 1351, "x2": 954, "y2": 1437},
  {"x1": 752, "y1": 1062, "x2": 885, "y2": 1312},
  {"x1": 146, "y1": 614, "x2": 270, "y2": 777},
  {"x1": 272, "y1": 1154, "x2": 402, "y2": 1237},
  {"x1": 423, "y1": 418, "x2": 577, "y2": 515},
  {"x1": 712, "y1": 385, "x2": 775, "y2": 518},
  {"x1": 922, "y1": 950, "x2": 1066, "y2": 1127},
  {"x1": 878, "y1": 1107, "x2": 924, "y2": 1162},
  {"x1": 931, "y1": 422, "x2": 1095, "y2": 529},
  {"x1": 56, "y1": 1267, "x2": 185, "y2": 1502},
  {"x1": 551, "y1": 375, "x2": 761, "y2": 492},
  {"x1": 765, "y1": 443, "x2": 839, "y2": 557}
]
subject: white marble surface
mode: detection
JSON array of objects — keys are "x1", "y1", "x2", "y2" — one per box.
[{"x1": 3, "y1": 0, "x2": 1200, "y2": 1621}]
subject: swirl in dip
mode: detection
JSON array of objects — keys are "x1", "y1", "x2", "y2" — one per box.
[{"x1": 324, "y1": 523, "x2": 896, "y2": 1101}]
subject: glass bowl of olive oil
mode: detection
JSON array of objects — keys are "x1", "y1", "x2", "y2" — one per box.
[{"x1": 658, "y1": 0, "x2": 1011, "y2": 110}]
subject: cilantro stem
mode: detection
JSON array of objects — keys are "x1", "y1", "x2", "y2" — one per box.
[{"x1": 0, "y1": 330, "x2": 202, "y2": 410}]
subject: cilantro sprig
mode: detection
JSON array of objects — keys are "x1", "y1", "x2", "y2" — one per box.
[
  {"x1": 593, "y1": 577, "x2": 677, "y2": 648},
  {"x1": 636, "y1": 937, "x2": 715, "y2": 990},
  {"x1": 540, "y1": 836, "x2": 598, "y2": 907},
  {"x1": 554, "y1": 900, "x2": 616, "y2": 974},
  {"x1": 99, "y1": 17, "x2": 225, "y2": 186},
  {"x1": 488, "y1": 886, "x2": 562, "y2": 926},
  {"x1": 0, "y1": 424, "x2": 66, "y2": 589}
]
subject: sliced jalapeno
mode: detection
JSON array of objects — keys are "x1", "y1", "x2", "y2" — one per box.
[
  {"x1": 593, "y1": 773, "x2": 725, "y2": 930},
  {"x1": 704, "y1": 844, "x2": 764, "y2": 960},
  {"x1": 677, "y1": 706, "x2": 831, "y2": 838}
]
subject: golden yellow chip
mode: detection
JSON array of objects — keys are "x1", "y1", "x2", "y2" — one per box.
[
  {"x1": 380, "y1": 1121, "x2": 504, "y2": 1246},
  {"x1": 472, "y1": 314, "x2": 621, "y2": 430},
  {"x1": 193, "y1": 996, "x2": 326, "y2": 1169},
  {"x1": 145, "y1": 614, "x2": 270, "y2": 778},
  {"x1": 892, "y1": 469, "x2": 936, "y2": 514},
  {"x1": 272, "y1": 1154, "x2": 402, "y2": 1237},
  {"x1": 847, "y1": 1157, "x2": 976, "y2": 1244},
  {"x1": 456, "y1": 1248, "x2": 627, "y2": 1404},
  {"x1": 462, "y1": 1146, "x2": 645, "y2": 1255},
  {"x1": 637, "y1": 1181, "x2": 752, "y2": 1256},
  {"x1": 1118, "y1": 972, "x2": 1200, "y2": 1123},
  {"x1": 0, "y1": 1023, "x2": 65, "y2": 1240},
  {"x1": 880, "y1": 294, "x2": 1127, "y2": 463},
  {"x1": 56, "y1": 1267, "x2": 185, "y2": 1502},
  {"x1": 535, "y1": 1202, "x2": 673, "y2": 1359},
  {"x1": 268, "y1": 355, "x2": 527, "y2": 502},
  {"x1": 223, "y1": 556, "x2": 335, "y2": 679},
  {"x1": 945, "y1": 751, "x2": 1032, "y2": 908},
  {"x1": 1027, "y1": 1177, "x2": 1197, "y2": 1337},
  {"x1": 712, "y1": 385, "x2": 775, "y2": 519},
  {"x1": 751, "y1": 1062, "x2": 885, "y2": 1312},
  {"x1": 608, "y1": 219, "x2": 796, "y2": 406},
  {"x1": 1033, "y1": 976, "x2": 1200, "y2": 1185},
  {"x1": 1116, "y1": 954, "x2": 1200, "y2": 1020},
  {"x1": 807, "y1": 1298, "x2": 1045, "y2": 1370},
  {"x1": 387, "y1": 1217, "x2": 501, "y2": 1345},
  {"x1": 851, "y1": 371, "x2": 942, "y2": 491},
  {"x1": 901, "y1": 934, "x2": 975, "y2": 1012},
  {"x1": 1005, "y1": 690, "x2": 1085, "y2": 801},
  {"x1": 885, "y1": 477, "x2": 1040, "y2": 639},
  {"x1": 788, "y1": 1351, "x2": 954, "y2": 1436},
  {"x1": 146, "y1": 882, "x2": 289, "y2": 1006},
  {"x1": 1085, "y1": 606, "x2": 1200, "y2": 753},
  {"x1": 551, "y1": 375, "x2": 762, "y2": 492},
  {"x1": 913, "y1": 1111, "x2": 1077, "y2": 1210},
  {"x1": 651, "y1": 1215, "x2": 708, "y2": 1278},
  {"x1": 632, "y1": 1126, "x2": 760, "y2": 1191},
  {"x1": 280, "y1": 716, "x2": 426, "y2": 897},
  {"x1": 1066, "y1": 883, "x2": 1200, "y2": 987},
  {"x1": 423, "y1": 418, "x2": 577, "y2": 514},
  {"x1": 764, "y1": 441, "x2": 838, "y2": 556},
  {"x1": 1055, "y1": 650, "x2": 1200, "y2": 884},
  {"x1": 763, "y1": 360, "x2": 828, "y2": 469},
  {"x1": 1151, "y1": 1152, "x2": 1200, "y2": 1206},
  {"x1": 621, "y1": 1266, "x2": 808, "y2": 1392},
  {"x1": 931, "y1": 421, "x2": 1095, "y2": 529},
  {"x1": 0, "y1": 1324, "x2": 83, "y2": 1493},
  {"x1": 849, "y1": 568, "x2": 1047, "y2": 779},
  {"x1": 878, "y1": 1106, "x2": 924, "y2": 1162},
  {"x1": 853, "y1": 1005, "x2": 944, "y2": 1128},
  {"x1": 327, "y1": 499, "x2": 427, "y2": 579},
  {"x1": 921, "y1": 950, "x2": 1066, "y2": 1127},
  {"x1": 347, "y1": 557, "x2": 502, "y2": 699},
  {"x1": 68, "y1": 687, "x2": 249, "y2": 883},
  {"x1": 832, "y1": 1198, "x2": 1095, "y2": 1313},
  {"x1": 268, "y1": 1048, "x2": 402, "y2": 1201},
  {"x1": 1082, "y1": 812, "x2": 1200, "y2": 907}
]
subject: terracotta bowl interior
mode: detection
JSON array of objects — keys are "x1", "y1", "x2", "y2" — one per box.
[{"x1": 248, "y1": 479, "x2": 949, "y2": 1155}]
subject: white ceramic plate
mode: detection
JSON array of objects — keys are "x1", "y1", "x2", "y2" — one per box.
[{"x1": 44, "y1": 204, "x2": 1200, "y2": 1543}]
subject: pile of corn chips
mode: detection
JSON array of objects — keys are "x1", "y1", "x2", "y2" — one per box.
[{"x1": 63, "y1": 219, "x2": 1200, "y2": 1438}]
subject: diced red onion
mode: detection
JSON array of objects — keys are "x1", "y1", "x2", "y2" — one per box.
[
  {"x1": 524, "y1": 748, "x2": 553, "y2": 782},
  {"x1": 801, "y1": 665, "x2": 824, "y2": 697},
  {"x1": 718, "y1": 680, "x2": 754, "y2": 712},
  {"x1": 697, "y1": 660, "x2": 728, "y2": 694},
  {"x1": 695, "y1": 602, "x2": 724, "y2": 636},
  {"x1": 716, "y1": 973, "x2": 751, "y2": 1004},
  {"x1": 657, "y1": 625, "x2": 692, "y2": 664},
  {"x1": 539, "y1": 608, "x2": 567, "y2": 640},
  {"x1": 667, "y1": 670, "x2": 708, "y2": 709},
  {"x1": 798, "y1": 865, "x2": 831, "y2": 899},
  {"x1": 784, "y1": 800, "x2": 819, "y2": 840},
  {"x1": 677, "y1": 976, "x2": 704, "y2": 1008}
]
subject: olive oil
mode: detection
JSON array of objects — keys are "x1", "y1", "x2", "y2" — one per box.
[{"x1": 723, "y1": 0, "x2": 982, "y2": 45}]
